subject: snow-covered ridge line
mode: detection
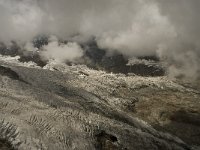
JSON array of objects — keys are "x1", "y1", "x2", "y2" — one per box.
[
  {"x1": 0, "y1": 55, "x2": 39, "y2": 68},
  {"x1": 0, "y1": 54, "x2": 199, "y2": 94}
]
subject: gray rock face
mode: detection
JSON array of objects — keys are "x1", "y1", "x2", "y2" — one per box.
[
  {"x1": 0, "y1": 58, "x2": 199, "y2": 150},
  {"x1": 82, "y1": 41, "x2": 165, "y2": 76}
]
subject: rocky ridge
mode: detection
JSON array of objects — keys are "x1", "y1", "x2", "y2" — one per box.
[{"x1": 0, "y1": 55, "x2": 199, "y2": 150}]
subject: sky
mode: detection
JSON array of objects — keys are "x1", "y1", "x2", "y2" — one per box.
[{"x1": 0, "y1": 0, "x2": 199, "y2": 79}]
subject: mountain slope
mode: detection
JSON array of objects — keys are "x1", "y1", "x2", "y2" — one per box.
[{"x1": 0, "y1": 58, "x2": 199, "y2": 150}]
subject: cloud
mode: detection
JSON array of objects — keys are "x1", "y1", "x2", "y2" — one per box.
[
  {"x1": 41, "y1": 36, "x2": 83, "y2": 63},
  {"x1": 0, "y1": 0, "x2": 199, "y2": 78},
  {"x1": 96, "y1": 2, "x2": 177, "y2": 56},
  {"x1": 154, "y1": 0, "x2": 200, "y2": 79},
  {"x1": 0, "y1": 0, "x2": 44, "y2": 43}
]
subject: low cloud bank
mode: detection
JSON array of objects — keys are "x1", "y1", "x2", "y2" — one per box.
[{"x1": 0, "y1": 0, "x2": 199, "y2": 79}]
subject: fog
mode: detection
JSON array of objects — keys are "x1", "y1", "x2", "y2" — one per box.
[
  {"x1": 41, "y1": 36, "x2": 83, "y2": 63},
  {"x1": 0, "y1": 0, "x2": 199, "y2": 79}
]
